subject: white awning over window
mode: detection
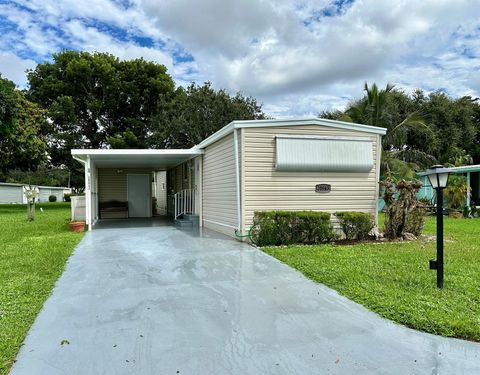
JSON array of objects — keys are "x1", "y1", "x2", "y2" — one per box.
[{"x1": 275, "y1": 135, "x2": 374, "y2": 172}]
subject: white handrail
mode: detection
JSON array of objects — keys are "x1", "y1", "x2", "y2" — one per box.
[{"x1": 174, "y1": 189, "x2": 195, "y2": 219}]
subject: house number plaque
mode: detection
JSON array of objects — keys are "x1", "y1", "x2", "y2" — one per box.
[{"x1": 315, "y1": 184, "x2": 331, "y2": 193}]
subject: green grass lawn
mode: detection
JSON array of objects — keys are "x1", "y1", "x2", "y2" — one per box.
[
  {"x1": 0, "y1": 203, "x2": 84, "y2": 375},
  {"x1": 264, "y1": 214, "x2": 480, "y2": 342}
]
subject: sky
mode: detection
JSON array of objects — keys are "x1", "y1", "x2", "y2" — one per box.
[{"x1": 0, "y1": 0, "x2": 479, "y2": 118}]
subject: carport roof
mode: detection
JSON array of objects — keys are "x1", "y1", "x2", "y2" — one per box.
[{"x1": 71, "y1": 149, "x2": 203, "y2": 169}]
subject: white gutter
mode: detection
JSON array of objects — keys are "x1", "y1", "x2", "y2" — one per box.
[
  {"x1": 375, "y1": 134, "x2": 382, "y2": 229},
  {"x1": 71, "y1": 149, "x2": 203, "y2": 156},
  {"x1": 233, "y1": 128, "x2": 242, "y2": 232},
  {"x1": 72, "y1": 155, "x2": 87, "y2": 164}
]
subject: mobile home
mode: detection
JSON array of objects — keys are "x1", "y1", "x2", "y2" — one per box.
[{"x1": 72, "y1": 118, "x2": 386, "y2": 236}]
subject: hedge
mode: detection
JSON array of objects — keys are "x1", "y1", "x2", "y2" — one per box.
[
  {"x1": 48, "y1": 195, "x2": 57, "y2": 202},
  {"x1": 251, "y1": 210, "x2": 335, "y2": 246},
  {"x1": 335, "y1": 211, "x2": 374, "y2": 240}
]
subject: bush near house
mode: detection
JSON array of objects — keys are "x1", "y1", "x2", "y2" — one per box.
[
  {"x1": 63, "y1": 193, "x2": 72, "y2": 202},
  {"x1": 48, "y1": 195, "x2": 57, "y2": 202},
  {"x1": 335, "y1": 211, "x2": 374, "y2": 240},
  {"x1": 381, "y1": 179, "x2": 426, "y2": 239},
  {"x1": 251, "y1": 211, "x2": 335, "y2": 246}
]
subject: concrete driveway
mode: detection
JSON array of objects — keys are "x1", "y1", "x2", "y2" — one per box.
[{"x1": 10, "y1": 220, "x2": 480, "y2": 375}]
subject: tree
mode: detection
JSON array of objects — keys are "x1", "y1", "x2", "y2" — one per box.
[
  {"x1": 0, "y1": 76, "x2": 47, "y2": 174},
  {"x1": 421, "y1": 93, "x2": 479, "y2": 164},
  {"x1": 328, "y1": 83, "x2": 437, "y2": 178},
  {"x1": 27, "y1": 50, "x2": 176, "y2": 188},
  {"x1": 4, "y1": 166, "x2": 70, "y2": 187},
  {"x1": 151, "y1": 82, "x2": 266, "y2": 148},
  {"x1": 0, "y1": 74, "x2": 18, "y2": 136}
]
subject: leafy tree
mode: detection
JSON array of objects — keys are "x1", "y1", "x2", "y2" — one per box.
[
  {"x1": 421, "y1": 93, "x2": 479, "y2": 164},
  {"x1": 4, "y1": 166, "x2": 70, "y2": 187},
  {"x1": 0, "y1": 74, "x2": 17, "y2": 136},
  {"x1": 27, "y1": 50, "x2": 176, "y2": 188},
  {"x1": 344, "y1": 83, "x2": 431, "y2": 153},
  {"x1": 152, "y1": 82, "x2": 266, "y2": 148},
  {"x1": 0, "y1": 77, "x2": 47, "y2": 174}
]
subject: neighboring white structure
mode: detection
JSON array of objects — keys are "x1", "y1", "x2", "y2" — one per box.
[
  {"x1": 0, "y1": 182, "x2": 71, "y2": 204},
  {"x1": 72, "y1": 118, "x2": 386, "y2": 235}
]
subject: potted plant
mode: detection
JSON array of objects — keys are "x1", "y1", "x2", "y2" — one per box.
[{"x1": 69, "y1": 221, "x2": 86, "y2": 232}]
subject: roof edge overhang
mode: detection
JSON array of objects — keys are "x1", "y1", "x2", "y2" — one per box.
[
  {"x1": 194, "y1": 117, "x2": 387, "y2": 150},
  {"x1": 71, "y1": 149, "x2": 204, "y2": 169},
  {"x1": 72, "y1": 148, "x2": 203, "y2": 155},
  {"x1": 418, "y1": 164, "x2": 480, "y2": 176},
  {"x1": 72, "y1": 148, "x2": 203, "y2": 158}
]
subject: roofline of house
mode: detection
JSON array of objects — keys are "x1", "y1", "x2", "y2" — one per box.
[
  {"x1": 71, "y1": 148, "x2": 204, "y2": 161},
  {"x1": 417, "y1": 164, "x2": 480, "y2": 176},
  {"x1": 0, "y1": 182, "x2": 70, "y2": 189},
  {"x1": 194, "y1": 117, "x2": 387, "y2": 150}
]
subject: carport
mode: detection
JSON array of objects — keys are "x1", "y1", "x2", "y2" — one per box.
[{"x1": 72, "y1": 149, "x2": 203, "y2": 230}]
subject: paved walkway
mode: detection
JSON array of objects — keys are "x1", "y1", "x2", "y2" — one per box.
[{"x1": 10, "y1": 221, "x2": 480, "y2": 374}]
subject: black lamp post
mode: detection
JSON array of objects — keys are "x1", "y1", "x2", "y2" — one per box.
[{"x1": 425, "y1": 165, "x2": 452, "y2": 289}]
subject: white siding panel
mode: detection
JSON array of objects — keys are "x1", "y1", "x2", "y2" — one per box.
[
  {"x1": 0, "y1": 185, "x2": 23, "y2": 203},
  {"x1": 202, "y1": 133, "x2": 238, "y2": 236},
  {"x1": 242, "y1": 124, "x2": 379, "y2": 229},
  {"x1": 39, "y1": 188, "x2": 51, "y2": 202}
]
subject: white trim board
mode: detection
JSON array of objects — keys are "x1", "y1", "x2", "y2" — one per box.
[{"x1": 195, "y1": 117, "x2": 386, "y2": 150}]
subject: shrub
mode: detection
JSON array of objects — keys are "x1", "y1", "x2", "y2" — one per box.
[
  {"x1": 380, "y1": 179, "x2": 426, "y2": 239},
  {"x1": 251, "y1": 210, "x2": 334, "y2": 246},
  {"x1": 445, "y1": 175, "x2": 469, "y2": 210},
  {"x1": 335, "y1": 211, "x2": 374, "y2": 240},
  {"x1": 48, "y1": 195, "x2": 57, "y2": 202},
  {"x1": 64, "y1": 193, "x2": 72, "y2": 202}
]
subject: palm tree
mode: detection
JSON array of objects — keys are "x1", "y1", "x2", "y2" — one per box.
[{"x1": 342, "y1": 82, "x2": 436, "y2": 176}]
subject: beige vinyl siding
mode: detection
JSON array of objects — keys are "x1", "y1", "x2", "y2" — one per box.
[
  {"x1": 171, "y1": 159, "x2": 195, "y2": 193},
  {"x1": 242, "y1": 124, "x2": 379, "y2": 230},
  {"x1": 98, "y1": 168, "x2": 152, "y2": 202},
  {"x1": 202, "y1": 133, "x2": 238, "y2": 236}
]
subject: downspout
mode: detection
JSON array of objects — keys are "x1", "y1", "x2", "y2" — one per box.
[
  {"x1": 375, "y1": 134, "x2": 382, "y2": 229},
  {"x1": 233, "y1": 128, "x2": 242, "y2": 234}
]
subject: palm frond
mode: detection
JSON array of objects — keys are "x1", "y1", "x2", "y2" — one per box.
[{"x1": 388, "y1": 148, "x2": 437, "y2": 169}]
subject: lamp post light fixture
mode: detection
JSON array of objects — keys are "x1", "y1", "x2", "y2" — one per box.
[{"x1": 424, "y1": 165, "x2": 452, "y2": 289}]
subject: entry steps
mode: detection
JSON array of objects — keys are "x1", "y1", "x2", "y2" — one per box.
[{"x1": 174, "y1": 214, "x2": 199, "y2": 230}]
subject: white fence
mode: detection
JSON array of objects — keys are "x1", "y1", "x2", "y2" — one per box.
[
  {"x1": 174, "y1": 189, "x2": 195, "y2": 219},
  {"x1": 0, "y1": 182, "x2": 71, "y2": 204}
]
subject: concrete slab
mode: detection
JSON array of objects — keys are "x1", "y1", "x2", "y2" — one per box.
[{"x1": 10, "y1": 223, "x2": 480, "y2": 375}]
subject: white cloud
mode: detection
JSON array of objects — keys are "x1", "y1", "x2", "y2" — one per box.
[
  {"x1": 63, "y1": 20, "x2": 174, "y2": 69},
  {"x1": 1, "y1": 0, "x2": 480, "y2": 117},
  {"x1": 0, "y1": 52, "x2": 36, "y2": 87}
]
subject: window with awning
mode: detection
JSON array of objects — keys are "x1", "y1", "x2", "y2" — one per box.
[{"x1": 275, "y1": 135, "x2": 374, "y2": 172}]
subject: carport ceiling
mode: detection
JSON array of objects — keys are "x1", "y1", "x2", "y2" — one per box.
[{"x1": 71, "y1": 149, "x2": 203, "y2": 169}]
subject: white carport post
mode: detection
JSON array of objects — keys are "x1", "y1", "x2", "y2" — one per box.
[{"x1": 85, "y1": 155, "x2": 92, "y2": 231}]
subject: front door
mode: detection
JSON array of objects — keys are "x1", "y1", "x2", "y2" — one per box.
[{"x1": 127, "y1": 174, "x2": 151, "y2": 218}]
